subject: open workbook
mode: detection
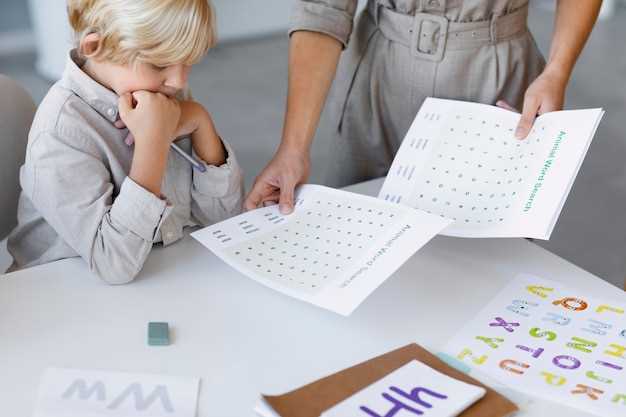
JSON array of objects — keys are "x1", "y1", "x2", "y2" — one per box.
[
  {"x1": 192, "y1": 185, "x2": 450, "y2": 315},
  {"x1": 379, "y1": 98, "x2": 604, "y2": 239}
]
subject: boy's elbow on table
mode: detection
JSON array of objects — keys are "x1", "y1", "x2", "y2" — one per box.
[
  {"x1": 88, "y1": 236, "x2": 152, "y2": 285},
  {"x1": 90, "y1": 256, "x2": 143, "y2": 286}
]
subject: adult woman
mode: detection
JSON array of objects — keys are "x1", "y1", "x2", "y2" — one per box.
[{"x1": 245, "y1": 0, "x2": 601, "y2": 213}]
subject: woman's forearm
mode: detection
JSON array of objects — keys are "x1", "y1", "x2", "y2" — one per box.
[
  {"x1": 281, "y1": 31, "x2": 343, "y2": 153},
  {"x1": 544, "y1": 0, "x2": 602, "y2": 80}
]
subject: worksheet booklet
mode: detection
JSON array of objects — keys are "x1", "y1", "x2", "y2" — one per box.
[
  {"x1": 379, "y1": 98, "x2": 604, "y2": 239},
  {"x1": 192, "y1": 185, "x2": 451, "y2": 316}
]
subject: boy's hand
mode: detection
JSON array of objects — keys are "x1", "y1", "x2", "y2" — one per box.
[
  {"x1": 118, "y1": 91, "x2": 181, "y2": 149},
  {"x1": 175, "y1": 101, "x2": 205, "y2": 138}
]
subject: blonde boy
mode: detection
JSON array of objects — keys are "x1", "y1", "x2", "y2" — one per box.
[{"x1": 7, "y1": 0, "x2": 244, "y2": 283}]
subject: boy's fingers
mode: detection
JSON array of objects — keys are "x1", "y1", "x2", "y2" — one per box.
[
  {"x1": 515, "y1": 96, "x2": 539, "y2": 140},
  {"x1": 124, "y1": 133, "x2": 135, "y2": 146},
  {"x1": 117, "y1": 93, "x2": 133, "y2": 116}
]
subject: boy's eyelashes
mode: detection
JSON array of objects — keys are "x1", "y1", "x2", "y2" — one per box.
[{"x1": 149, "y1": 63, "x2": 168, "y2": 71}]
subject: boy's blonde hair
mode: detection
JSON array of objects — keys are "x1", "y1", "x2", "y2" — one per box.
[{"x1": 67, "y1": 0, "x2": 216, "y2": 66}]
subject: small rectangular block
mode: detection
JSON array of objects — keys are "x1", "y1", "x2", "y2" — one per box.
[{"x1": 148, "y1": 322, "x2": 170, "y2": 346}]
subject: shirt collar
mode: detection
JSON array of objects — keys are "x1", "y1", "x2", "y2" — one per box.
[{"x1": 62, "y1": 49, "x2": 120, "y2": 123}]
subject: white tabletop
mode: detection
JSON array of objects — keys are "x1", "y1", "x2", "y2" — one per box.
[{"x1": 1, "y1": 178, "x2": 622, "y2": 417}]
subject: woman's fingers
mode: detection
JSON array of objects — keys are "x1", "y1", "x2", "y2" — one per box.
[
  {"x1": 278, "y1": 178, "x2": 296, "y2": 215},
  {"x1": 244, "y1": 179, "x2": 276, "y2": 211},
  {"x1": 495, "y1": 100, "x2": 518, "y2": 112},
  {"x1": 515, "y1": 95, "x2": 540, "y2": 140}
]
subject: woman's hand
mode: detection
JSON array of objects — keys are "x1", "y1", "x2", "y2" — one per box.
[
  {"x1": 506, "y1": 68, "x2": 568, "y2": 140},
  {"x1": 244, "y1": 145, "x2": 310, "y2": 214}
]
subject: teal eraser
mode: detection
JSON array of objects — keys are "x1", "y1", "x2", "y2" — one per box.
[{"x1": 148, "y1": 322, "x2": 170, "y2": 346}]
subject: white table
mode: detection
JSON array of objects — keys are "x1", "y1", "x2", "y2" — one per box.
[{"x1": 1, "y1": 178, "x2": 623, "y2": 417}]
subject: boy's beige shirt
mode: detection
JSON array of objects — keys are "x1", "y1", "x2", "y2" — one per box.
[{"x1": 6, "y1": 50, "x2": 244, "y2": 283}]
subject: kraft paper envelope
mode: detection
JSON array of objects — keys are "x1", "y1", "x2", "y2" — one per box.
[{"x1": 263, "y1": 344, "x2": 518, "y2": 417}]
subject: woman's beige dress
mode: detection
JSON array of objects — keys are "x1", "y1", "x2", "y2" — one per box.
[{"x1": 290, "y1": 0, "x2": 546, "y2": 187}]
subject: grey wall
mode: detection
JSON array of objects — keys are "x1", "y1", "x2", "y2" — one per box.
[{"x1": 0, "y1": 0, "x2": 31, "y2": 32}]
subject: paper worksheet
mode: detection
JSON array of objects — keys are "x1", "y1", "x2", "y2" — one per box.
[
  {"x1": 443, "y1": 274, "x2": 626, "y2": 417},
  {"x1": 192, "y1": 185, "x2": 451, "y2": 316},
  {"x1": 34, "y1": 368, "x2": 200, "y2": 417},
  {"x1": 379, "y1": 97, "x2": 604, "y2": 239}
]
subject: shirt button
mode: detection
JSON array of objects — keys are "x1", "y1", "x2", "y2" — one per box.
[{"x1": 107, "y1": 108, "x2": 116, "y2": 118}]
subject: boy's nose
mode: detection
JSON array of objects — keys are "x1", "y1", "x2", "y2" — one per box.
[{"x1": 165, "y1": 65, "x2": 190, "y2": 90}]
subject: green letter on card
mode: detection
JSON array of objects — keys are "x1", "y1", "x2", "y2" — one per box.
[
  {"x1": 530, "y1": 327, "x2": 557, "y2": 341},
  {"x1": 475, "y1": 336, "x2": 504, "y2": 349},
  {"x1": 605, "y1": 344, "x2": 626, "y2": 359},
  {"x1": 567, "y1": 337, "x2": 597, "y2": 353},
  {"x1": 586, "y1": 371, "x2": 612, "y2": 384}
]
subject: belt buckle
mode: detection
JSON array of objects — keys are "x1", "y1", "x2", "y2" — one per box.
[{"x1": 410, "y1": 12, "x2": 449, "y2": 62}]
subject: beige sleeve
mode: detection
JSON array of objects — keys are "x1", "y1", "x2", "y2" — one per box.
[
  {"x1": 289, "y1": 0, "x2": 359, "y2": 48},
  {"x1": 190, "y1": 139, "x2": 244, "y2": 226}
]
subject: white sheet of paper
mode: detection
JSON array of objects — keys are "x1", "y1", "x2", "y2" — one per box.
[
  {"x1": 443, "y1": 274, "x2": 626, "y2": 417},
  {"x1": 321, "y1": 360, "x2": 485, "y2": 417},
  {"x1": 254, "y1": 398, "x2": 279, "y2": 417},
  {"x1": 192, "y1": 184, "x2": 451, "y2": 316},
  {"x1": 34, "y1": 368, "x2": 200, "y2": 417},
  {"x1": 379, "y1": 98, "x2": 604, "y2": 239}
]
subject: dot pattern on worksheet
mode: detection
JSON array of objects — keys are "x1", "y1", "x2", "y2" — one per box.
[
  {"x1": 220, "y1": 195, "x2": 405, "y2": 294},
  {"x1": 386, "y1": 111, "x2": 547, "y2": 225}
]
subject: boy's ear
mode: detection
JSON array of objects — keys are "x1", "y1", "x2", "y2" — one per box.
[{"x1": 80, "y1": 32, "x2": 102, "y2": 57}]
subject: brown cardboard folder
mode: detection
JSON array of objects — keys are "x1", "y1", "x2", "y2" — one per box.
[{"x1": 263, "y1": 344, "x2": 518, "y2": 417}]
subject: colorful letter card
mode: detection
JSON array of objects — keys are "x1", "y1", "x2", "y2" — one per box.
[
  {"x1": 443, "y1": 274, "x2": 626, "y2": 417},
  {"x1": 34, "y1": 368, "x2": 200, "y2": 417},
  {"x1": 322, "y1": 360, "x2": 486, "y2": 417}
]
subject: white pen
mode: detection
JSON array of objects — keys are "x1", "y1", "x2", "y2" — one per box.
[
  {"x1": 117, "y1": 119, "x2": 208, "y2": 173},
  {"x1": 171, "y1": 142, "x2": 207, "y2": 172}
]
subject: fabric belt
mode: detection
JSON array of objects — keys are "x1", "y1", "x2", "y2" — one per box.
[{"x1": 367, "y1": 1, "x2": 529, "y2": 62}]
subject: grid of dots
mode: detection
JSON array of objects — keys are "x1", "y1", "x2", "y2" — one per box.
[
  {"x1": 409, "y1": 113, "x2": 546, "y2": 225},
  {"x1": 223, "y1": 195, "x2": 405, "y2": 294}
]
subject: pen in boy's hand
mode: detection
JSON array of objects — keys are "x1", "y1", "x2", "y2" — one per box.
[
  {"x1": 170, "y1": 142, "x2": 207, "y2": 173},
  {"x1": 114, "y1": 120, "x2": 206, "y2": 173}
]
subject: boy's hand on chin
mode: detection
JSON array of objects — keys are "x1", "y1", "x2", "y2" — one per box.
[{"x1": 118, "y1": 91, "x2": 181, "y2": 149}]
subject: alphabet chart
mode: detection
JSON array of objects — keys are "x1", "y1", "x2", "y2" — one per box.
[
  {"x1": 34, "y1": 368, "x2": 200, "y2": 417},
  {"x1": 322, "y1": 360, "x2": 486, "y2": 417},
  {"x1": 379, "y1": 98, "x2": 604, "y2": 239},
  {"x1": 443, "y1": 274, "x2": 626, "y2": 417},
  {"x1": 192, "y1": 185, "x2": 451, "y2": 316}
]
